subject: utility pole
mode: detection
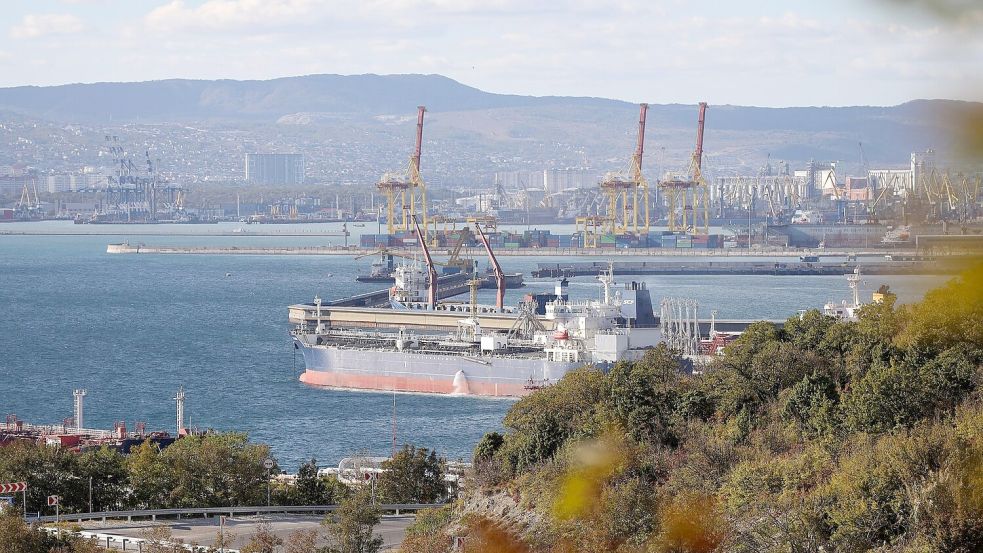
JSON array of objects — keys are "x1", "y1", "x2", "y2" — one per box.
[
  {"x1": 391, "y1": 390, "x2": 397, "y2": 459},
  {"x1": 88, "y1": 476, "x2": 92, "y2": 513}
]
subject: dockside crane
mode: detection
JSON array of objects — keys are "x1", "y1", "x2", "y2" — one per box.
[
  {"x1": 659, "y1": 102, "x2": 710, "y2": 235},
  {"x1": 474, "y1": 223, "x2": 505, "y2": 311},
  {"x1": 595, "y1": 103, "x2": 650, "y2": 236},
  {"x1": 379, "y1": 106, "x2": 429, "y2": 235},
  {"x1": 412, "y1": 215, "x2": 438, "y2": 310}
]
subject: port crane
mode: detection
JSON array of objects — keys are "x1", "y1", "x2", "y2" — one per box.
[
  {"x1": 16, "y1": 179, "x2": 41, "y2": 218},
  {"x1": 379, "y1": 106, "x2": 429, "y2": 235},
  {"x1": 591, "y1": 103, "x2": 650, "y2": 238},
  {"x1": 659, "y1": 102, "x2": 710, "y2": 235},
  {"x1": 412, "y1": 215, "x2": 438, "y2": 310},
  {"x1": 474, "y1": 223, "x2": 506, "y2": 311}
]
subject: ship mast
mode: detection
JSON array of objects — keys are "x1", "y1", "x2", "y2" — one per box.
[
  {"x1": 848, "y1": 266, "x2": 862, "y2": 307},
  {"x1": 598, "y1": 263, "x2": 615, "y2": 304}
]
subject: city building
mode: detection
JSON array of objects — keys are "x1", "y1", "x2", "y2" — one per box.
[{"x1": 245, "y1": 153, "x2": 306, "y2": 185}]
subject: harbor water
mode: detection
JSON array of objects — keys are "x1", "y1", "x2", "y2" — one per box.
[{"x1": 0, "y1": 223, "x2": 944, "y2": 468}]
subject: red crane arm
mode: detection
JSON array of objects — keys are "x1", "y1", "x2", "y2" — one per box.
[
  {"x1": 694, "y1": 102, "x2": 707, "y2": 173},
  {"x1": 412, "y1": 106, "x2": 426, "y2": 173},
  {"x1": 412, "y1": 215, "x2": 438, "y2": 309},
  {"x1": 635, "y1": 103, "x2": 648, "y2": 168},
  {"x1": 474, "y1": 224, "x2": 505, "y2": 310}
]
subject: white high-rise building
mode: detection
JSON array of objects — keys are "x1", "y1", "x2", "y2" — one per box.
[{"x1": 245, "y1": 153, "x2": 306, "y2": 185}]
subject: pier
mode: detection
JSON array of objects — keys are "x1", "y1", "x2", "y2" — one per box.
[
  {"x1": 105, "y1": 242, "x2": 923, "y2": 258},
  {"x1": 532, "y1": 259, "x2": 953, "y2": 277}
]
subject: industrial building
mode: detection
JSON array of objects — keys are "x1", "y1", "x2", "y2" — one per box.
[{"x1": 245, "y1": 153, "x2": 306, "y2": 186}]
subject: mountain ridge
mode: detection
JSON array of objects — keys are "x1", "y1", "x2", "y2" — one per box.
[
  {"x1": 0, "y1": 73, "x2": 972, "y2": 123},
  {"x1": 0, "y1": 74, "x2": 974, "y2": 169}
]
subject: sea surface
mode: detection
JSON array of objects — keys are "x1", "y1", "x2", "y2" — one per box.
[{"x1": 0, "y1": 222, "x2": 945, "y2": 469}]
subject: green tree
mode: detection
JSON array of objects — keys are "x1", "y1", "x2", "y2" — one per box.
[
  {"x1": 782, "y1": 309, "x2": 836, "y2": 353},
  {"x1": 126, "y1": 441, "x2": 174, "y2": 509},
  {"x1": 289, "y1": 459, "x2": 350, "y2": 506},
  {"x1": 323, "y1": 490, "x2": 384, "y2": 553},
  {"x1": 472, "y1": 432, "x2": 503, "y2": 465},
  {"x1": 782, "y1": 372, "x2": 840, "y2": 436},
  {"x1": 377, "y1": 445, "x2": 446, "y2": 504},
  {"x1": 721, "y1": 320, "x2": 782, "y2": 377},
  {"x1": 162, "y1": 432, "x2": 271, "y2": 507},
  {"x1": 0, "y1": 441, "x2": 88, "y2": 515},
  {"x1": 498, "y1": 367, "x2": 609, "y2": 475},
  {"x1": 77, "y1": 446, "x2": 130, "y2": 512},
  {"x1": 606, "y1": 344, "x2": 681, "y2": 445},
  {"x1": 843, "y1": 360, "x2": 927, "y2": 432}
]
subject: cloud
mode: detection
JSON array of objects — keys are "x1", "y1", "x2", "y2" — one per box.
[
  {"x1": 145, "y1": 0, "x2": 319, "y2": 32},
  {"x1": 2, "y1": 1, "x2": 979, "y2": 106},
  {"x1": 10, "y1": 13, "x2": 85, "y2": 39}
]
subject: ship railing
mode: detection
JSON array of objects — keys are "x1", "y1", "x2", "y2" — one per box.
[{"x1": 316, "y1": 329, "x2": 547, "y2": 349}]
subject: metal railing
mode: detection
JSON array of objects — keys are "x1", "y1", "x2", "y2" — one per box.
[{"x1": 31, "y1": 503, "x2": 441, "y2": 524}]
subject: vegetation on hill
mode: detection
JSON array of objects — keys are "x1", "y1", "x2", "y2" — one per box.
[{"x1": 418, "y1": 262, "x2": 983, "y2": 552}]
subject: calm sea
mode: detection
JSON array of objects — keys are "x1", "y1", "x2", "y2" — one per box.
[{"x1": 0, "y1": 222, "x2": 943, "y2": 469}]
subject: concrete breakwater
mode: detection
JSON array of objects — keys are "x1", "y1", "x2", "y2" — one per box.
[
  {"x1": 106, "y1": 242, "x2": 921, "y2": 258},
  {"x1": 532, "y1": 260, "x2": 948, "y2": 277}
]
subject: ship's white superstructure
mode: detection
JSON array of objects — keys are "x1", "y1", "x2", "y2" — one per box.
[{"x1": 823, "y1": 266, "x2": 863, "y2": 321}]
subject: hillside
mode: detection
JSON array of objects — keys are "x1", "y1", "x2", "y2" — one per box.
[
  {"x1": 0, "y1": 74, "x2": 975, "y2": 174},
  {"x1": 400, "y1": 262, "x2": 983, "y2": 552}
]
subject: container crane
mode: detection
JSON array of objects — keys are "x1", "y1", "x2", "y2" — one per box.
[
  {"x1": 658, "y1": 102, "x2": 710, "y2": 235},
  {"x1": 596, "y1": 103, "x2": 650, "y2": 237},
  {"x1": 379, "y1": 106, "x2": 429, "y2": 235}
]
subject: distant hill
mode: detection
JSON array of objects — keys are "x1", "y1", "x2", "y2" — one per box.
[
  {"x1": 0, "y1": 74, "x2": 625, "y2": 122},
  {"x1": 0, "y1": 74, "x2": 974, "y2": 169}
]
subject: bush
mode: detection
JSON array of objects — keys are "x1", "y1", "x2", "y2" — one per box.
[{"x1": 377, "y1": 445, "x2": 447, "y2": 504}]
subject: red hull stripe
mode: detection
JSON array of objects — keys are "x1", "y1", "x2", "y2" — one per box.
[{"x1": 299, "y1": 370, "x2": 531, "y2": 397}]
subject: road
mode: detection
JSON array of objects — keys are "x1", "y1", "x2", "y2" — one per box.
[{"x1": 78, "y1": 514, "x2": 414, "y2": 551}]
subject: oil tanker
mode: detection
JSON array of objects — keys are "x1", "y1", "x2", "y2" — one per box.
[{"x1": 290, "y1": 268, "x2": 661, "y2": 397}]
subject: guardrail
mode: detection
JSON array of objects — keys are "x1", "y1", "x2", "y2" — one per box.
[
  {"x1": 31, "y1": 503, "x2": 441, "y2": 524},
  {"x1": 41, "y1": 526, "x2": 226, "y2": 552}
]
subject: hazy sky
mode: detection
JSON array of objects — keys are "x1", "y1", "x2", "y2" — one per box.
[{"x1": 0, "y1": 0, "x2": 980, "y2": 107}]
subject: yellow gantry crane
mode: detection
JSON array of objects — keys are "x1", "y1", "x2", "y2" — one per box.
[
  {"x1": 378, "y1": 106, "x2": 429, "y2": 235},
  {"x1": 578, "y1": 103, "x2": 649, "y2": 246},
  {"x1": 598, "y1": 103, "x2": 650, "y2": 236},
  {"x1": 659, "y1": 102, "x2": 710, "y2": 235}
]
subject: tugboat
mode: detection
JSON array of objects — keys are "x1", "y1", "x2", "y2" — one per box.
[{"x1": 356, "y1": 255, "x2": 396, "y2": 283}]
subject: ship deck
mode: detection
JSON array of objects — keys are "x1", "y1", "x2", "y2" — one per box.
[{"x1": 289, "y1": 304, "x2": 550, "y2": 332}]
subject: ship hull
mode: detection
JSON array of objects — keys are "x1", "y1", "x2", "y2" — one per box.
[{"x1": 295, "y1": 340, "x2": 581, "y2": 397}]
